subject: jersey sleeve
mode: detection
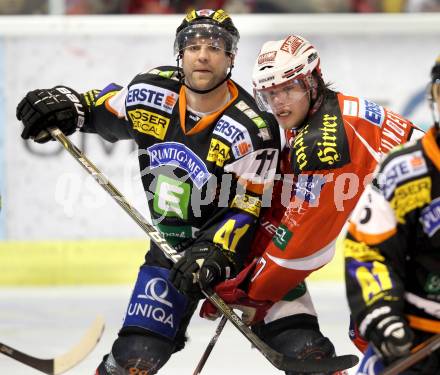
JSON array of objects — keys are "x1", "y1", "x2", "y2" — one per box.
[
  {"x1": 80, "y1": 83, "x2": 132, "y2": 142},
  {"x1": 343, "y1": 178, "x2": 408, "y2": 338}
]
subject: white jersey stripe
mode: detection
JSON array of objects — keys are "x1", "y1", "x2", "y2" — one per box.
[{"x1": 266, "y1": 238, "x2": 337, "y2": 271}]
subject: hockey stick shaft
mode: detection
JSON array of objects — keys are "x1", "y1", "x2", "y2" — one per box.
[
  {"x1": 0, "y1": 315, "x2": 105, "y2": 375},
  {"x1": 193, "y1": 316, "x2": 228, "y2": 375},
  {"x1": 48, "y1": 127, "x2": 358, "y2": 373},
  {"x1": 381, "y1": 333, "x2": 440, "y2": 375}
]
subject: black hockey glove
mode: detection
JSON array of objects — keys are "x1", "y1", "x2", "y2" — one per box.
[
  {"x1": 367, "y1": 313, "x2": 414, "y2": 364},
  {"x1": 169, "y1": 241, "x2": 234, "y2": 299},
  {"x1": 16, "y1": 86, "x2": 87, "y2": 143}
]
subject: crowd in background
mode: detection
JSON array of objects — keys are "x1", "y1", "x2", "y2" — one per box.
[{"x1": 0, "y1": 0, "x2": 439, "y2": 14}]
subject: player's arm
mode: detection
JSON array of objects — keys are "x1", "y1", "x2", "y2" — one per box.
[
  {"x1": 16, "y1": 83, "x2": 132, "y2": 143},
  {"x1": 344, "y1": 167, "x2": 414, "y2": 363}
]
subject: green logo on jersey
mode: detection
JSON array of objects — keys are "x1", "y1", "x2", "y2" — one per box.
[
  {"x1": 153, "y1": 175, "x2": 190, "y2": 219},
  {"x1": 425, "y1": 273, "x2": 440, "y2": 294},
  {"x1": 272, "y1": 224, "x2": 292, "y2": 250},
  {"x1": 157, "y1": 223, "x2": 195, "y2": 246}
]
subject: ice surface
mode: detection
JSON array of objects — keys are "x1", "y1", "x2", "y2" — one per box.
[{"x1": 0, "y1": 282, "x2": 360, "y2": 374}]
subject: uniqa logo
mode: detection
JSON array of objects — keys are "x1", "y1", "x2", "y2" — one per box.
[
  {"x1": 127, "y1": 277, "x2": 175, "y2": 328},
  {"x1": 137, "y1": 277, "x2": 173, "y2": 307}
]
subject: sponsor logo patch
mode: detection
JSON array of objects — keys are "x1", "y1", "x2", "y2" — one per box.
[
  {"x1": 123, "y1": 266, "x2": 187, "y2": 339},
  {"x1": 207, "y1": 138, "x2": 231, "y2": 167},
  {"x1": 280, "y1": 35, "x2": 304, "y2": 55},
  {"x1": 380, "y1": 151, "x2": 427, "y2": 199},
  {"x1": 272, "y1": 224, "x2": 292, "y2": 250},
  {"x1": 147, "y1": 142, "x2": 211, "y2": 189},
  {"x1": 126, "y1": 83, "x2": 178, "y2": 114},
  {"x1": 391, "y1": 177, "x2": 431, "y2": 224},
  {"x1": 128, "y1": 109, "x2": 170, "y2": 140},
  {"x1": 420, "y1": 196, "x2": 440, "y2": 237},
  {"x1": 213, "y1": 115, "x2": 252, "y2": 144},
  {"x1": 157, "y1": 223, "x2": 196, "y2": 245},
  {"x1": 295, "y1": 174, "x2": 326, "y2": 204},
  {"x1": 359, "y1": 99, "x2": 385, "y2": 127},
  {"x1": 231, "y1": 194, "x2": 262, "y2": 217},
  {"x1": 153, "y1": 175, "x2": 191, "y2": 220}
]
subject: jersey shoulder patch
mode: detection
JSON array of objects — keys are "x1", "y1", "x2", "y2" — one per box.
[{"x1": 377, "y1": 141, "x2": 429, "y2": 199}]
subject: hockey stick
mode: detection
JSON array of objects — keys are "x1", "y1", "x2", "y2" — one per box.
[
  {"x1": 380, "y1": 333, "x2": 440, "y2": 375},
  {"x1": 47, "y1": 126, "x2": 358, "y2": 373},
  {"x1": 0, "y1": 315, "x2": 105, "y2": 374},
  {"x1": 193, "y1": 316, "x2": 228, "y2": 375}
]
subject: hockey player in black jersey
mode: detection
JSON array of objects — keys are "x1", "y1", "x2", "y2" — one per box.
[
  {"x1": 15, "y1": 9, "x2": 280, "y2": 374},
  {"x1": 343, "y1": 56, "x2": 440, "y2": 374}
]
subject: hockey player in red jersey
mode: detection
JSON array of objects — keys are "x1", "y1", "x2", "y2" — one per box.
[
  {"x1": 201, "y1": 34, "x2": 424, "y2": 373},
  {"x1": 344, "y1": 56, "x2": 440, "y2": 374},
  {"x1": 15, "y1": 9, "x2": 281, "y2": 374}
]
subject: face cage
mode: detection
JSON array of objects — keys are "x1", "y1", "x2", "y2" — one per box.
[
  {"x1": 174, "y1": 23, "x2": 238, "y2": 57},
  {"x1": 254, "y1": 78, "x2": 311, "y2": 113}
]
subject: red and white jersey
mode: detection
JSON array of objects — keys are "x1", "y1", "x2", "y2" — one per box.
[{"x1": 247, "y1": 89, "x2": 424, "y2": 302}]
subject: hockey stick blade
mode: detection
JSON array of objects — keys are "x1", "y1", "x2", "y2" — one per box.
[
  {"x1": 205, "y1": 290, "x2": 358, "y2": 373},
  {"x1": 0, "y1": 315, "x2": 105, "y2": 374}
]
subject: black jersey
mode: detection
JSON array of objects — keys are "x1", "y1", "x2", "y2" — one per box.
[
  {"x1": 81, "y1": 66, "x2": 280, "y2": 268},
  {"x1": 344, "y1": 127, "x2": 440, "y2": 337}
]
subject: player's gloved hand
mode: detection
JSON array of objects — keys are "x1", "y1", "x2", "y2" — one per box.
[
  {"x1": 16, "y1": 86, "x2": 87, "y2": 143},
  {"x1": 169, "y1": 241, "x2": 234, "y2": 299},
  {"x1": 367, "y1": 313, "x2": 414, "y2": 364},
  {"x1": 200, "y1": 259, "x2": 273, "y2": 325}
]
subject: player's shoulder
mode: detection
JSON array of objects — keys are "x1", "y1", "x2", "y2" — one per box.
[
  {"x1": 215, "y1": 80, "x2": 280, "y2": 152},
  {"x1": 376, "y1": 138, "x2": 429, "y2": 199},
  {"x1": 129, "y1": 66, "x2": 181, "y2": 89}
]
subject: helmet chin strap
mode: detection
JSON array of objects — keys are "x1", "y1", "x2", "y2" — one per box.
[{"x1": 176, "y1": 56, "x2": 233, "y2": 94}]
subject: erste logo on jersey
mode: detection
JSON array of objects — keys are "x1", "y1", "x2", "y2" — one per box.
[
  {"x1": 295, "y1": 174, "x2": 326, "y2": 204},
  {"x1": 213, "y1": 115, "x2": 254, "y2": 158},
  {"x1": 126, "y1": 83, "x2": 178, "y2": 114},
  {"x1": 359, "y1": 99, "x2": 385, "y2": 127},
  {"x1": 380, "y1": 151, "x2": 428, "y2": 199},
  {"x1": 147, "y1": 142, "x2": 211, "y2": 189}
]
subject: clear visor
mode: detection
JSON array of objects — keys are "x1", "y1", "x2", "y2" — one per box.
[
  {"x1": 174, "y1": 24, "x2": 237, "y2": 56},
  {"x1": 254, "y1": 79, "x2": 310, "y2": 112}
]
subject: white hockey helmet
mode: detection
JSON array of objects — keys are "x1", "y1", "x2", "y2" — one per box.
[{"x1": 252, "y1": 35, "x2": 321, "y2": 91}]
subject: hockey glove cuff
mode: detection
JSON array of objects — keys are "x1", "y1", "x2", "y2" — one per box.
[{"x1": 16, "y1": 86, "x2": 88, "y2": 143}]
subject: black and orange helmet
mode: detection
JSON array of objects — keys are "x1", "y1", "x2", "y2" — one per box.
[{"x1": 174, "y1": 9, "x2": 240, "y2": 56}]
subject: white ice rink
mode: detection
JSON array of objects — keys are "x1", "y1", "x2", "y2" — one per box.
[{"x1": 0, "y1": 281, "x2": 360, "y2": 375}]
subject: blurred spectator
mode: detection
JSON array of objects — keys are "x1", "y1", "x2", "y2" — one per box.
[
  {"x1": 405, "y1": 0, "x2": 440, "y2": 11},
  {"x1": 253, "y1": 0, "x2": 350, "y2": 13},
  {"x1": 122, "y1": 0, "x2": 173, "y2": 13},
  {"x1": 351, "y1": 0, "x2": 382, "y2": 12},
  {"x1": 123, "y1": 0, "x2": 253, "y2": 14},
  {"x1": 0, "y1": 0, "x2": 47, "y2": 14},
  {"x1": 66, "y1": 0, "x2": 121, "y2": 14}
]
